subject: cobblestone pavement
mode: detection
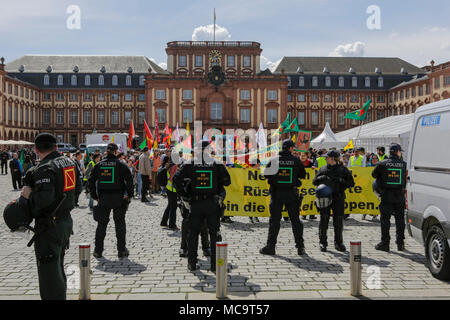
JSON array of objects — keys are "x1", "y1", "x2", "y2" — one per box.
[{"x1": 0, "y1": 173, "x2": 449, "y2": 300}]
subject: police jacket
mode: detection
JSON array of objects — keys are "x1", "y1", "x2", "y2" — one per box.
[
  {"x1": 313, "y1": 163, "x2": 355, "y2": 199},
  {"x1": 1, "y1": 152, "x2": 9, "y2": 162},
  {"x1": 371, "y1": 154, "x2": 406, "y2": 199},
  {"x1": 173, "y1": 154, "x2": 231, "y2": 200},
  {"x1": 264, "y1": 150, "x2": 306, "y2": 192},
  {"x1": 9, "y1": 159, "x2": 21, "y2": 174},
  {"x1": 88, "y1": 154, "x2": 134, "y2": 207},
  {"x1": 28, "y1": 151, "x2": 80, "y2": 220}
]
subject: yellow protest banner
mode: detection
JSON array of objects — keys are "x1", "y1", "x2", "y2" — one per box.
[{"x1": 224, "y1": 167, "x2": 380, "y2": 217}]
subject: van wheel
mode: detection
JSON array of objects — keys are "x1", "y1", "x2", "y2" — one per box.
[{"x1": 426, "y1": 225, "x2": 450, "y2": 280}]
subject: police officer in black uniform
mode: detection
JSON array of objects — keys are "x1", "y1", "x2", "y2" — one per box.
[
  {"x1": 372, "y1": 143, "x2": 407, "y2": 252},
  {"x1": 173, "y1": 140, "x2": 231, "y2": 272},
  {"x1": 260, "y1": 139, "x2": 307, "y2": 256},
  {"x1": 0, "y1": 149, "x2": 9, "y2": 175},
  {"x1": 12, "y1": 133, "x2": 79, "y2": 300},
  {"x1": 89, "y1": 143, "x2": 134, "y2": 259},
  {"x1": 312, "y1": 150, "x2": 355, "y2": 252}
]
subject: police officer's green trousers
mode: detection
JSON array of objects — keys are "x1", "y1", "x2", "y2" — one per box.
[{"x1": 34, "y1": 217, "x2": 73, "y2": 300}]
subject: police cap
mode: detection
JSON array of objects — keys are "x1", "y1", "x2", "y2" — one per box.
[
  {"x1": 34, "y1": 133, "x2": 56, "y2": 145},
  {"x1": 326, "y1": 150, "x2": 340, "y2": 158},
  {"x1": 106, "y1": 143, "x2": 118, "y2": 152},
  {"x1": 389, "y1": 143, "x2": 403, "y2": 152},
  {"x1": 282, "y1": 139, "x2": 295, "y2": 150}
]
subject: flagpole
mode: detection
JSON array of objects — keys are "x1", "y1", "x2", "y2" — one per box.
[{"x1": 213, "y1": 8, "x2": 216, "y2": 42}]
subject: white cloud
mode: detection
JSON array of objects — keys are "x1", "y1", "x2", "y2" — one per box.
[
  {"x1": 329, "y1": 41, "x2": 365, "y2": 57},
  {"x1": 260, "y1": 55, "x2": 282, "y2": 72},
  {"x1": 192, "y1": 24, "x2": 231, "y2": 41},
  {"x1": 150, "y1": 58, "x2": 167, "y2": 70}
]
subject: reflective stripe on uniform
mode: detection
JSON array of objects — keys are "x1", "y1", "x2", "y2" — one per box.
[{"x1": 166, "y1": 170, "x2": 176, "y2": 192}]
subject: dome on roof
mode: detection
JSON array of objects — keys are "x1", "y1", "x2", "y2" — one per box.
[
  {"x1": 73, "y1": 65, "x2": 79, "y2": 73},
  {"x1": 127, "y1": 66, "x2": 133, "y2": 73},
  {"x1": 46, "y1": 65, "x2": 52, "y2": 73},
  {"x1": 100, "y1": 66, "x2": 106, "y2": 73}
]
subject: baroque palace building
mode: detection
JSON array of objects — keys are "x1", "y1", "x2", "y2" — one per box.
[{"x1": 0, "y1": 41, "x2": 449, "y2": 145}]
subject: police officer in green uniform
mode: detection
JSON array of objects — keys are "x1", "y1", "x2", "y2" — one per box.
[
  {"x1": 372, "y1": 143, "x2": 407, "y2": 252},
  {"x1": 16, "y1": 133, "x2": 79, "y2": 300},
  {"x1": 173, "y1": 140, "x2": 231, "y2": 272},
  {"x1": 260, "y1": 139, "x2": 307, "y2": 256},
  {"x1": 88, "y1": 143, "x2": 134, "y2": 259}
]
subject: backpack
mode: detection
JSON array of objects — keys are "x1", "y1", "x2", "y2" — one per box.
[{"x1": 157, "y1": 166, "x2": 168, "y2": 187}]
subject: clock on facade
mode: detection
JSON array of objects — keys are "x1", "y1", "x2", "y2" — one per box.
[{"x1": 209, "y1": 50, "x2": 222, "y2": 66}]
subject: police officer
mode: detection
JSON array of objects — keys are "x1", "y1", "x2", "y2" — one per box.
[
  {"x1": 89, "y1": 143, "x2": 134, "y2": 259},
  {"x1": 313, "y1": 150, "x2": 355, "y2": 252},
  {"x1": 1, "y1": 149, "x2": 9, "y2": 175},
  {"x1": 372, "y1": 143, "x2": 407, "y2": 252},
  {"x1": 376, "y1": 146, "x2": 386, "y2": 162},
  {"x1": 16, "y1": 133, "x2": 79, "y2": 300},
  {"x1": 260, "y1": 139, "x2": 307, "y2": 256},
  {"x1": 173, "y1": 140, "x2": 231, "y2": 272}
]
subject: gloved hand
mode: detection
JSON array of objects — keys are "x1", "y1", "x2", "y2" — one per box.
[
  {"x1": 315, "y1": 175, "x2": 329, "y2": 184},
  {"x1": 332, "y1": 177, "x2": 345, "y2": 184}
]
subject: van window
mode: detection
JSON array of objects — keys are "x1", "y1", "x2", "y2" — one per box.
[{"x1": 410, "y1": 110, "x2": 450, "y2": 169}]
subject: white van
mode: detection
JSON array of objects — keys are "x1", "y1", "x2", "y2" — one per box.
[{"x1": 406, "y1": 99, "x2": 450, "y2": 280}]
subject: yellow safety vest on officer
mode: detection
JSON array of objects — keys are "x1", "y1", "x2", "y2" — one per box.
[
  {"x1": 83, "y1": 160, "x2": 95, "y2": 182},
  {"x1": 349, "y1": 155, "x2": 364, "y2": 167},
  {"x1": 166, "y1": 169, "x2": 176, "y2": 192}
]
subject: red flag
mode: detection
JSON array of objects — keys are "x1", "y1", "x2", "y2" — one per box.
[
  {"x1": 128, "y1": 120, "x2": 135, "y2": 150},
  {"x1": 143, "y1": 120, "x2": 154, "y2": 146},
  {"x1": 154, "y1": 112, "x2": 160, "y2": 143}
]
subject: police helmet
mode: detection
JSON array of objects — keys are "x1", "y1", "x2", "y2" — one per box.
[
  {"x1": 315, "y1": 184, "x2": 333, "y2": 209},
  {"x1": 325, "y1": 150, "x2": 340, "y2": 158},
  {"x1": 107, "y1": 143, "x2": 119, "y2": 152},
  {"x1": 282, "y1": 139, "x2": 295, "y2": 150},
  {"x1": 389, "y1": 143, "x2": 403, "y2": 153},
  {"x1": 3, "y1": 198, "x2": 33, "y2": 232}
]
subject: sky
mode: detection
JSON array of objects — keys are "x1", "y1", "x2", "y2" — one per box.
[{"x1": 0, "y1": 0, "x2": 449, "y2": 71}]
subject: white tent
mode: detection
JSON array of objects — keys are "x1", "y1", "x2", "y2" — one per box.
[
  {"x1": 311, "y1": 122, "x2": 346, "y2": 149},
  {"x1": 334, "y1": 114, "x2": 414, "y2": 156}
]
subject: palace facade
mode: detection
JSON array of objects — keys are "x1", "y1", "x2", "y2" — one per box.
[{"x1": 0, "y1": 41, "x2": 449, "y2": 145}]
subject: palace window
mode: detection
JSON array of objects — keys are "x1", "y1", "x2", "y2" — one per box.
[
  {"x1": 183, "y1": 109, "x2": 193, "y2": 123},
  {"x1": 267, "y1": 109, "x2": 277, "y2": 123},
  {"x1": 57, "y1": 75, "x2": 63, "y2": 86},
  {"x1": 71, "y1": 75, "x2": 77, "y2": 86},
  {"x1": 325, "y1": 111, "x2": 332, "y2": 125},
  {"x1": 268, "y1": 90, "x2": 277, "y2": 100},
  {"x1": 378, "y1": 77, "x2": 383, "y2": 87},
  {"x1": 124, "y1": 111, "x2": 132, "y2": 125},
  {"x1": 365, "y1": 77, "x2": 371, "y2": 87},
  {"x1": 43, "y1": 93, "x2": 51, "y2": 101},
  {"x1": 183, "y1": 90, "x2": 193, "y2": 100},
  {"x1": 377, "y1": 95, "x2": 385, "y2": 103},
  {"x1": 311, "y1": 94, "x2": 319, "y2": 102},
  {"x1": 352, "y1": 76, "x2": 357, "y2": 88},
  {"x1": 98, "y1": 75, "x2": 104, "y2": 86},
  {"x1": 338, "y1": 111, "x2": 345, "y2": 125},
  {"x1": 338, "y1": 94, "x2": 345, "y2": 102},
  {"x1": 125, "y1": 94, "x2": 132, "y2": 101},
  {"x1": 98, "y1": 94, "x2": 105, "y2": 101},
  {"x1": 111, "y1": 111, "x2": 119, "y2": 125},
  {"x1": 43, "y1": 110, "x2": 50, "y2": 124},
  {"x1": 126, "y1": 75, "x2": 132, "y2": 86},
  {"x1": 243, "y1": 56, "x2": 251, "y2": 67},
  {"x1": 227, "y1": 56, "x2": 235, "y2": 67},
  {"x1": 44, "y1": 75, "x2": 50, "y2": 86},
  {"x1": 84, "y1": 94, "x2": 92, "y2": 101},
  {"x1": 98, "y1": 111, "x2": 105, "y2": 125},
  {"x1": 419, "y1": 86, "x2": 423, "y2": 96},
  {"x1": 240, "y1": 108, "x2": 250, "y2": 123},
  {"x1": 138, "y1": 111, "x2": 145, "y2": 125},
  {"x1": 157, "y1": 108, "x2": 166, "y2": 123},
  {"x1": 56, "y1": 93, "x2": 64, "y2": 101},
  {"x1": 240, "y1": 90, "x2": 250, "y2": 100},
  {"x1": 85, "y1": 75, "x2": 91, "y2": 86},
  {"x1": 311, "y1": 111, "x2": 318, "y2": 125},
  {"x1": 211, "y1": 103, "x2": 222, "y2": 120},
  {"x1": 179, "y1": 55, "x2": 187, "y2": 67},
  {"x1": 445, "y1": 76, "x2": 450, "y2": 86},
  {"x1": 298, "y1": 94, "x2": 305, "y2": 102},
  {"x1": 195, "y1": 55, "x2": 203, "y2": 67},
  {"x1": 84, "y1": 111, "x2": 92, "y2": 124},
  {"x1": 138, "y1": 93, "x2": 145, "y2": 101},
  {"x1": 325, "y1": 76, "x2": 331, "y2": 87},
  {"x1": 70, "y1": 94, "x2": 78, "y2": 101},
  {"x1": 351, "y1": 95, "x2": 359, "y2": 102},
  {"x1": 312, "y1": 76, "x2": 318, "y2": 87},
  {"x1": 112, "y1": 75, "x2": 118, "y2": 86},
  {"x1": 377, "y1": 111, "x2": 384, "y2": 120},
  {"x1": 338, "y1": 76, "x2": 344, "y2": 87},
  {"x1": 111, "y1": 94, "x2": 119, "y2": 102},
  {"x1": 70, "y1": 111, "x2": 78, "y2": 124},
  {"x1": 435, "y1": 77, "x2": 440, "y2": 89},
  {"x1": 56, "y1": 111, "x2": 64, "y2": 125},
  {"x1": 299, "y1": 76, "x2": 305, "y2": 87},
  {"x1": 298, "y1": 111, "x2": 305, "y2": 125},
  {"x1": 324, "y1": 95, "x2": 332, "y2": 102},
  {"x1": 287, "y1": 94, "x2": 292, "y2": 102},
  {"x1": 156, "y1": 90, "x2": 166, "y2": 100},
  {"x1": 412, "y1": 87, "x2": 416, "y2": 97},
  {"x1": 287, "y1": 76, "x2": 291, "y2": 87},
  {"x1": 139, "y1": 75, "x2": 145, "y2": 86}
]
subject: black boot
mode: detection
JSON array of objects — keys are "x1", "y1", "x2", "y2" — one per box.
[
  {"x1": 188, "y1": 262, "x2": 199, "y2": 271},
  {"x1": 179, "y1": 249, "x2": 188, "y2": 257},
  {"x1": 396, "y1": 240, "x2": 405, "y2": 251},
  {"x1": 375, "y1": 242, "x2": 390, "y2": 252},
  {"x1": 334, "y1": 242, "x2": 346, "y2": 252},
  {"x1": 93, "y1": 250, "x2": 103, "y2": 259},
  {"x1": 259, "y1": 246, "x2": 276, "y2": 255},
  {"x1": 203, "y1": 248, "x2": 211, "y2": 257},
  {"x1": 320, "y1": 243, "x2": 327, "y2": 252},
  {"x1": 297, "y1": 245, "x2": 306, "y2": 256},
  {"x1": 118, "y1": 248, "x2": 129, "y2": 259}
]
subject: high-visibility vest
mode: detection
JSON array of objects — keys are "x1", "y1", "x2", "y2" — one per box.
[
  {"x1": 166, "y1": 169, "x2": 176, "y2": 192},
  {"x1": 350, "y1": 155, "x2": 363, "y2": 167},
  {"x1": 377, "y1": 154, "x2": 386, "y2": 161},
  {"x1": 83, "y1": 161, "x2": 95, "y2": 181},
  {"x1": 317, "y1": 157, "x2": 327, "y2": 168}
]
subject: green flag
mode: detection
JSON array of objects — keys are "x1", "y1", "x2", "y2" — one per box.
[
  {"x1": 20, "y1": 150, "x2": 24, "y2": 165},
  {"x1": 284, "y1": 118, "x2": 300, "y2": 133},
  {"x1": 84, "y1": 147, "x2": 90, "y2": 166},
  {"x1": 281, "y1": 113, "x2": 291, "y2": 130},
  {"x1": 139, "y1": 138, "x2": 147, "y2": 150},
  {"x1": 344, "y1": 99, "x2": 371, "y2": 121}
]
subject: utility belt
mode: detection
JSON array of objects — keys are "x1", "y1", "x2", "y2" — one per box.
[{"x1": 192, "y1": 194, "x2": 215, "y2": 201}]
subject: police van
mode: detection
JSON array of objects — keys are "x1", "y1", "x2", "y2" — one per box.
[{"x1": 406, "y1": 99, "x2": 450, "y2": 280}]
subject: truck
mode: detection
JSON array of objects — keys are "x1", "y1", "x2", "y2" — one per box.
[
  {"x1": 406, "y1": 99, "x2": 450, "y2": 280},
  {"x1": 85, "y1": 133, "x2": 128, "y2": 154}
]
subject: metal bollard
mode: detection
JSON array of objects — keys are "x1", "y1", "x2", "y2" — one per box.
[
  {"x1": 216, "y1": 242, "x2": 228, "y2": 299},
  {"x1": 350, "y1": 240, "x2": 362, "y2": 296},
  {"x1": 79, "y1": 243, "x2": 91, "y2": 300}
]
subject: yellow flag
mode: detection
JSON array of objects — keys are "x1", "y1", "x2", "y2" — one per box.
[
  {"x1": 153, "y1": 140, "x2": 158, "y2": 149},
  {"x1": 344, "y1": 140, "x2": 354, "y2": 151},
  {"x1": 186, "y1": 120, "x2": 190, "y2": 134},
  {"x1": 111, "y1": 135, "x2": 114, "y2": 143},
  {"x1": 292, "y1": 134, "x2": 296, "y2": 143}
]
